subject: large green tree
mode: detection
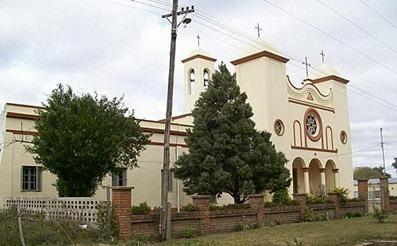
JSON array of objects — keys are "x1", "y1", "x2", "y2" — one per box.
[
  {"x1": 354, "y1": 166, "x2": 390, "y2": 180},
  {"x1": 27, "y1": 84, "x2": 149, "y2": 197},
  {"x1": 174, "y1": 63, "x2": 291, "y2": 204}
]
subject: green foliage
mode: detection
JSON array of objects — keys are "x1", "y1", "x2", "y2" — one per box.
[
  {"x1": 27, "y1": 84, "x2": 149, "y2": 197},
  {"x1": 180, "y1": 203, "x2": 199, "y2": 212},
  {"x1": 333, "y1": 187, "x2": 349, "y2": 205},
  {"x1": 344, "y1": 212, "x2": 362, "y2": 218},
  {"x1": 180, "y1": 228, "x2": 196, "y2": 238},
  {"x1": 354, "y1": 166, "x2": 390, "y2": 180},
  {"x1": 0, "y1": 208, "x2": 100, "y2": 246},
  {"x1": 131, "y1": 202, "x2": 151, "y2": 215},
  {"x1": 389, "y1": 195, "x2": 397, "y2": 200},
  {"x1": 306, "y1": 195, "x2": 330, "y2": 205},
  {"x1": 346, "y1": 198, "x2": 360, "y2": 202},
  {"x1": 210, "y1": 203, "x2": 251, "y2": 211},
  {"x1": 174, "y1": 63, "x2": 291, "y2": 204},
  {"x1": 96, "y1": 202, "x2": 118, "y2": 241},
  {"x1": 303, "y1": 207, "x2": 316, "y2": 222},
  {"x1": 272, "y1": 188, "x2": 293, "y2": 204},
  {"x1": 234, "y1": 222, "x2": 250, "y2": 232},
  {"x1": 373, "y1": 207, "x2": 388, "y2": 223}
]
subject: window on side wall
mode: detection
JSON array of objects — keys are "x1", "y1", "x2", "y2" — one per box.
[
  {"x1": 21, "y1": 166, "x2": 41, "y2": 192},
  {"x1": 112, "y1": 168, "x2": 127, "y2": 187}
]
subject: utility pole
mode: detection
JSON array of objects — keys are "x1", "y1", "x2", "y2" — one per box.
[
  {"x1": 380, "y1": 127, "x2": 386, "y2": 174},
  {"x1": 160, "y1": 1, "x2": 194, "y2": 241}
]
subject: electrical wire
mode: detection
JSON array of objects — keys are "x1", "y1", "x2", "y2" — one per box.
[{"x1": 358, "y1": 0, "x2": 397, "y2": 32}]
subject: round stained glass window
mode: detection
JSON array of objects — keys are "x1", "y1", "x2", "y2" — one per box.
[
  {"x1": 340, "y1": 131, "x2": 348, "y2": 144},
  {"x1": 304, "y1": 109, "x2": 322, "y2": 141},
  {"x1": 274, "y1": 119, "x2": 285, "y2": 136}
]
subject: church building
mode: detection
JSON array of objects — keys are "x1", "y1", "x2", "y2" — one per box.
[{"x1": 0, "y1": 39, "x2": 353, "y2": 207}]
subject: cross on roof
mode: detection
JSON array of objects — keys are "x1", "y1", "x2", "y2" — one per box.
[
  {"x1": 255, "y1": 23, "x2": 262, "y2": 38},
  {"x1": 196, "y1": 34, "x2": 200, "y2": 47},
  {"x1": 320, "y1": 50, "x2": 326, "y2": 63},
  {"x1": 302, "y1": 57, "x2": 312, "y2": 78}
]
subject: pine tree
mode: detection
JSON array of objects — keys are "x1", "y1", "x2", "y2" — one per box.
[{"x1": 174, "y1": 63, "x2": 291, "y2": 204}]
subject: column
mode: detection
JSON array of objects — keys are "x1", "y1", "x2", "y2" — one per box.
[
  {"x1": 249, "y1": 194, "x2": 265, "y2": 225},
  {"x1": 320, "y1": 168, "x2": 326, "y2": 188},
  {"x1": 357, "y1": 180, "x2": 368, "y2": 213},
  {"x1": 111, "y1": 186, "x2": 134, "y2": 239},
  {"x1": 303, "y1": 168, "x2": 310, "y2": 194},
  {"x1": 333, "y1": 169, "x2": 339, "y2": 188},
  {"x1": 192, "y1": 195, "x2": 211, "y2": 235},
  {"x1": 380, "y1": 176, "x2": 390, "y2": 212}
]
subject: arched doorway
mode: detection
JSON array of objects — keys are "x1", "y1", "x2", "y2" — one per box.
[
  {"x1": 292, "y1": 158, "x2": 305, "y2": 194},
  {"x1": 325, "y1": 160, "x2": 336, "y2": 191},
  {"x1": 309, "y1": 159, "x2": 322, "y2": 195}
]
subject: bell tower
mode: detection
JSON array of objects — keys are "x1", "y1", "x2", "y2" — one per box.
[{"x1": 181, "y1": 48, "x2": 216, "y2": 113}]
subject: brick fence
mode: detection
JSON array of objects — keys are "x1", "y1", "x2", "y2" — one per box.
[{"x1": 110, "y1": 177, "x2": 397, "y2": 240}]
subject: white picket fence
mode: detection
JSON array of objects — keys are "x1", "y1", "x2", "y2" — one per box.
[{"x1": 4, "y1": 197, "x2": 105, "y2": 223}]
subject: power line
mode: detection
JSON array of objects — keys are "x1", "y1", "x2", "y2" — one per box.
[
  {"x1": 358, "y1": 0, "x2": 397, "y2": 32},
  {"x1": 316, "y1": 0, "x2": 397, "y2": 55},
  {"x1": 100, "y1": 0, "x2": 161, "y2": 15},
  {"x1": 263, "y1": 0, "x2": 397, "y2": 75}
]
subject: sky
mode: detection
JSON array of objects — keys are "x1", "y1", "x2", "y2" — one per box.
[{"x1": 1, "y1": 0, "x2": 397, "y2": 174}]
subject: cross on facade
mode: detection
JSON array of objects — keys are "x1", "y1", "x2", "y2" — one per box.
[
  {"x1": 255, "y1": 23, "x2": 262, "y2": 38},
  {"x1": 196, "y1": 34, "x2": 200, "y2": 47},
  {"x1": 302, "y1": 57, "x2": 312, "y2": 78},
  {"x1": 320, "y1": 50, "x2": 326, "y2": 62}
]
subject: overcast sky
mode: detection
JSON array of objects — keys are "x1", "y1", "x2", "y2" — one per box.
[{"x1": 1, "y1": 0, "x2": 397, "y2": 174}]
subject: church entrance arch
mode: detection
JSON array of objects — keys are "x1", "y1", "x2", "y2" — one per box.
[
  {"x1": 292, "y1": 158, "x2": 305, "y2": 194},
  {"x1": 309, "y1": 159, "x2": 322, "y2": 194}
]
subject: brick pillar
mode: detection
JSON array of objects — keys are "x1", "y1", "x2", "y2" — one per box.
[
  {"x1": 380, "y1": 176, "x2": 390, "y2": 212},
  {"x1": 192, "y1": 195, "x2": 211, "y2": 235},
  {"x1": 111, "y1": 187, "x2": 134, "y2": 239},
  {"x1": 357, "y1": 180, "x2": 368, "y2": 213},
  {"x1": 293, "y1": 193, "x2": 307, "y2": 218},
  {"x1": 328, "y1": 192, "x2": 340, "y2": 219},
  {"x1": 249, "y1": 194, "x2": 265, "y2": 225}
]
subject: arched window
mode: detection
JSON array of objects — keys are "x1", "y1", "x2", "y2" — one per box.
[
  {"x1": 203, "y1": 69, "x2": 209, "y2": 89},
  {"x1": 189, "y1": 69, "x2": 195, "y2": 95}
]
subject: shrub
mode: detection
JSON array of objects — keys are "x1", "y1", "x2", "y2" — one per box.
[
  {"x1": 272, "y1": 188, "x2": 292, "y2": 205},
  {"x1": 210, "y1": 204, "x2": 251, "y2": 211},
  {"x1": 346, "y1": 198, "x2": 360, "y2": 203},
  {"x1": 373, "y1": 207, "x2": 388, "y2": 223},
  {"x1": 180, "y1": 203, "x2": 199, "y2": 212},
  {"x1": 264, "y1": 200, "x2": 299, "y2": 208},
  {"x1": 303, "y1": 207, "x2": 316, "y2": 222},
  {"x1": 389, "y1": 195, "x2": 397, "y2": 200},
  {"x1": 333, "y1": 187, "x2": 349, "y2": 205},
  {"x1": 344, "y1": 212, "x2": 362, "y2": 218},
  {"x1": 96, "y1": 202, "x2": 118, "y2": 241},
  {"x1": 131, "y1": 202, "x2": 151, "y2": 215},
  {"x1": 180, "y1": 228, "x2": 196, "y2": 238},
  {"x1": 234, "y1": 223, "x2": 250, "y2": 232},
  {"x1": 306, "y1": 195, "x2": 330, "y2": 205}
]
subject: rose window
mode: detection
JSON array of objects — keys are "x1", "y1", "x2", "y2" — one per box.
[
  {"x1": 304, "y1": 109, "x2": 322, "y2": 141},
  {"x1": 274, "y1": 120, "x2": 285, "y2": 136}
]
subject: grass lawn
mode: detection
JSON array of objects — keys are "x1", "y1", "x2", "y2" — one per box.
[{"x1": 159, "y1": 214, "x2": 397, "y2": 246}]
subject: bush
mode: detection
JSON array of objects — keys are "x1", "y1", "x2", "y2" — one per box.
[
  {"x1": 346, "y1": 198, "x2": 360, "y2": 203},
  {"x1": 272, "y1": 188, "x2": 292, "y2": 205},
  {"x1": 180, "y1": 203, "x2": 199, "y2": 212},
  {"x1": 264, "y1": 200, "x2": 299, "y2": 208},
  {"x1": 234, "y1": 223, "x2": 250, "y2": 232},
  {"x1": 333, "y1": 187, "x2": 349, "y2": 205},
  {"x1": 303, "y1": 207, "x2": 316, "y2": 222},
  {"x1": 344, "y1": 212, "x2": 362, "y2": 218},
  {"x1": 210, "y1": 204, "x2": 251, "y2": 211},
  {"x1": 389, "y1": 195, "x2": 397, "y2": 200},
  {"x1": 131, "y1": 202, "x2": 151, "y2": 215},
  {"x1": 373, "y1": 207, "x2": 388, "y2": 223},
  {"x1": 306, "y1": 195, "x2": 330, "y2": 205},
  {"x1": 180, "y1": 228, "x2": 196, "y2": 238},
  {"x1": 96, "y1": 202, "x2": 118, "y2": 241}
]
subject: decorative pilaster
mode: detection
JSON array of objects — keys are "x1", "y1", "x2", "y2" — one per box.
[
  {"x1": 111, "y1": 186, "x2": 134, "y2": 239},
  {"x1": 320, "y1": 168, "x2": 326, "y2": 187},
  {"x1": 333, "y1": 169, "x2": 339, "y2": 187},
  {"x1": 303, "y1": 168, "x2": 310, "y2": 194}
]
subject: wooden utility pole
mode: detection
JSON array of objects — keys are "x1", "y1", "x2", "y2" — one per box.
[
  {"x1": 380, "y1": 127, "x2": 386, "y2": 173},
  {"x1": 160, "y1": 1, "x2": 194, "y2": 241}
]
